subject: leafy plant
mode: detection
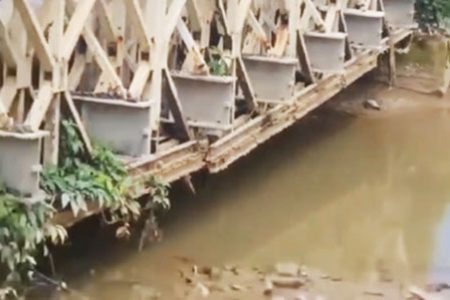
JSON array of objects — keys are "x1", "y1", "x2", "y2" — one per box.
[
  {"x1": 0, "y1": 120, "x2": 172, "y2": 296},
  {"x1": 41, "y1": 120, "x2": 140, "y2": 222},
  {"x1": 208, "y1": 47, "x2": 230, "y2": 76},
  {"x1": 146, "y1": 177, "x2": 171, "y2": 212},
  {"x1": 416, "y1": 0, "x2": 450, "y2": 28},
  {"x1": 435, "y1": 0, "x2": 450, "y2": 19},
  {"x1": 0, "y1": 186, "x2": 66, "y2": 290},
  {"x1": 138, "y1": 176, "x2": 171, "y2": 250}
]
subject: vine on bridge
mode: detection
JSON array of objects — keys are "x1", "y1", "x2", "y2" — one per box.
[{"x1": 0, "y1": 121, "x2": 171, "y2": 298}]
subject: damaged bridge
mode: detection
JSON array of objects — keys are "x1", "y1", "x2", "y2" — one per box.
[{"x1": 0, "y1": 0, "x2": 415, "y2": 223}]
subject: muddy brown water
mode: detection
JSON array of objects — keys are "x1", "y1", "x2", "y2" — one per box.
[{"x1": 44, "y1": 89, "x2": 450, "y2": 299}]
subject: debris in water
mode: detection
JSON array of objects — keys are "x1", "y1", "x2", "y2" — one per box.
[
  {"x1": 408, "y1": 286, "x2": 443, "y2": 300},
  {"x1": 194, "y1": 282, "x2": 210, "y2": 297},
  {"x1": 230, "y1": 283, "x2": 245, "y2": 291},
  {"x1": 116, "y1": 224, "x2": 131, "y2": 240},
  {"x1": 178, "y1": 270, "x2": 194, "y2": 284},
  {"x1": 131, "y1": 284, "x2": 161, "y2": 300},
  {"x1": 263, "y1": 279, "x2": 274, "y2": 296},
  {"x1": 192, "y1": 265, "x2": 199, "y2": 275},
  {"x1": 199, "y1": 266, "x2": 222, "y2": 280},
  {"x1": 269, "y1": 275, "x2": 304, "y2": 289},
  {"x1": 426, "y1": 283, "x2": 450, "y2": 292},
  {"x1": 224, "y1": 265, "x2": 240, "y2": 275},
  {"x1": 363, "y1": 290, "x2": 385, "y2": 297},
  {"x1": 207, "y1": 282, "x2": 228, "y2": 292},
  {"x1": 329, "y1": 276, "x2": 343, "y2": 282},
  {"x1": 363, "y1": 99, "x2": 382, "y2": 111},
  {"x1": 275, "y1": 262, "x2": 300, "y2": 277}
]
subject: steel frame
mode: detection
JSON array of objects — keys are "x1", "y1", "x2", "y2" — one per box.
[{"x1": 0, "y1": 0, "x2": 414, "y2": 202}]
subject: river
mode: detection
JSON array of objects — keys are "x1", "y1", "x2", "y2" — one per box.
[{"x1": 43, "y1": 82, "x2": 450, "y2": 299}]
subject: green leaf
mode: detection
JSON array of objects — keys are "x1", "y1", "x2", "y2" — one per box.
[
  {"x1": 70, "y1": 200, "x2": 80, "y2": 217},
  {"x1": 61, "y1": 193, "x2": 71, "y2": 208}
]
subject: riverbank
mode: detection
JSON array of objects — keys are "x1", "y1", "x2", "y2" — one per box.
[
  {"x1": 328, "y1": 76, "x2": 450, "y2": 117},
  {"x1": 55, "y1": 260, "x2": 450, "y2": 300},
  {"x1": 161, "y1": 261, "x2": 450, "y2": 300}
]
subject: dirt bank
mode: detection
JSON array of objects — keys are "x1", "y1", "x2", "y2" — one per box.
[
  {"x1": 156, "y1": 261, "x2": 450, "y2": 300},
  {"x1": 328, "y1": 33, "x2": 450, "y2": 117},
  {"x1": 327, "y1": 75, "x2": 450, "y2": 118}
]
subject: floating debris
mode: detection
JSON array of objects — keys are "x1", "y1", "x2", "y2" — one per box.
[
  {"x1": 409, "y1": 286, "x2": 443, "y2": 300},
  {"x1": 363, "y1": 99, "x2": 382, "y2": 111},
  {"x1": 199, "y1": 266, "x2": 222, "y2": 280},
  {"x1": 275, "y1": 262, "x2": 301, "y2": 277},
  {"x1": 194, "y1": 282, "x2": 210, "y2": 298},
  {"x1": 264, "y1": 279, "x2": 274, "y2": 296},
  {"x1": 230, "y1": 284, "x2": 245, "y2": 291},
  {"x1": 268, "y1": 275, "x2": 305, "y2": 289}
]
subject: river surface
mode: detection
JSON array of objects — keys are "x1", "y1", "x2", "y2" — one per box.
[{"x1": 51, "y1": 92, "x2": 450, "y2": 299}]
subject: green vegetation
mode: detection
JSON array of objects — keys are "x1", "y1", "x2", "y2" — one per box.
[
  {"x1": 0, "y1": 120, "x2": 171, "y2": 297},
  {"x1": 0, "y1": 187, "x2": 66, "y2": 294},
  {"x1": 416, "y1": 0, "x2": 450, "y2": 28},
  {"x1": 435, "y1": 0, "x2": 450, "y2": 19},
  {"x1": 208, "y1": 47, "x2": 230, "y2": 76},
  {"x1": 41, "y1": 120, "x2": 141, "y2": 222}
]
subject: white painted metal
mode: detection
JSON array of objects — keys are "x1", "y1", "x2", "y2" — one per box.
[
  {"x1": 0, "y1": 131, "x2": 47, "y2": 197},
  {"x1": 383, "y1": 0, "x2": 416, "y2": 29},
  {"x1": 78, "y1": 98, "x2": 153, "y2": 157},
  {"x1": 304, "y1": 32, "x2": 347, "y2": 72},
  {"x1": 344, "y1": 9, "x2": 384, "y2": 49},
  {"x1": 0, "y1": 0, "x2": 13, "y2": 25},
  {"x1": 243, "y1": 56, "x2": 297, "y2": 103},
  {"x1": 0, "y1": 0, "x2": 415, "y2": 198},
  {"x1": 170, "y1": 73, "x2": 235, "y2": 130}
]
